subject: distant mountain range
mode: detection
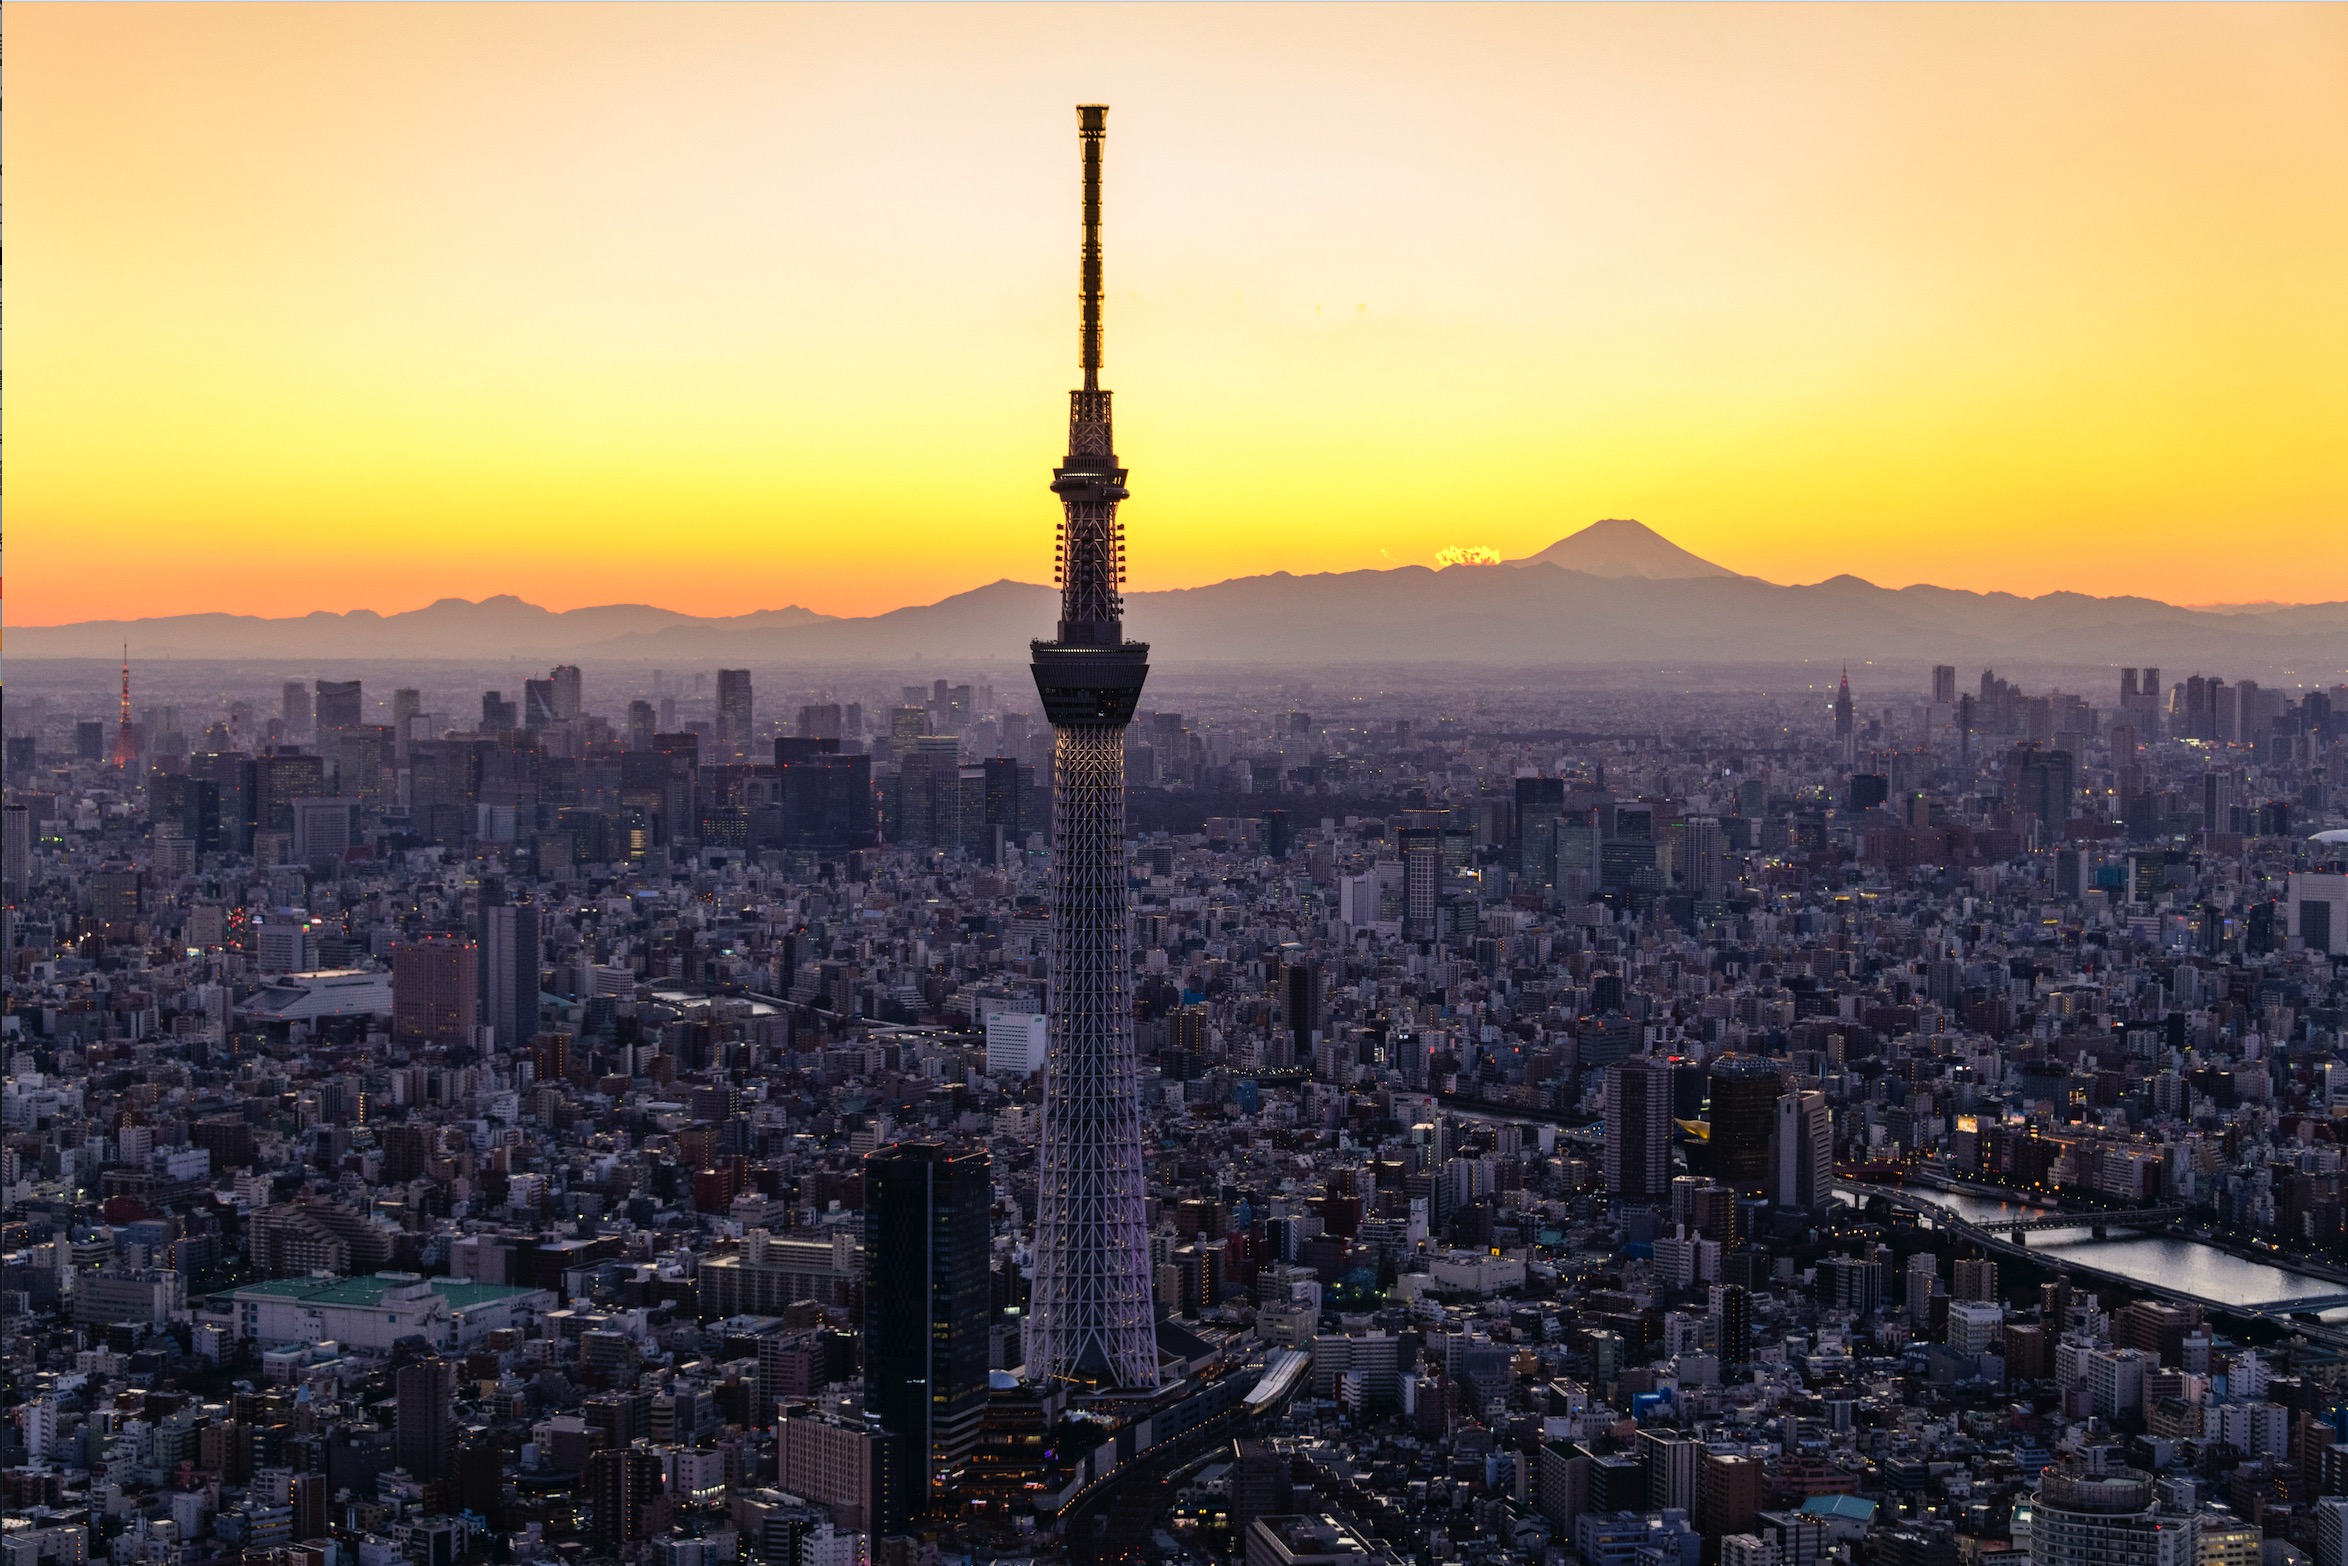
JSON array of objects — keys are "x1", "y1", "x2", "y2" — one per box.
[{"x1": 13, "y1": 520, "x2": 2345, "y2": 673}]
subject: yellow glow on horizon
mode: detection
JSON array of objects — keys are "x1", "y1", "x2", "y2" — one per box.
[{"x1": 8, "y1": 3, "x2": 2346, "y2": 624}]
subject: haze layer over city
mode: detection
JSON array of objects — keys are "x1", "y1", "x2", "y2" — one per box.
[{"x1": 7, "y1": 13, "x2": 2348, "y2": 1566}]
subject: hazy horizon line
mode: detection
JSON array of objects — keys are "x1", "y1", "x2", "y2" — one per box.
[{"x1": 11, "y1": 561, "x2": 2342, "y2": 632}]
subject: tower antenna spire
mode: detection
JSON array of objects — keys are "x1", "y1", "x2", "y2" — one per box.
[{"x1": 1078, "y1": 103, "x2": 1106, "y2": 390}]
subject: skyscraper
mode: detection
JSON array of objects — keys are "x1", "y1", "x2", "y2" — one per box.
[
  {"x1": 586, "y1": 1447, "x2": 665, "y2": 1548},
  {"x1": 1773, "y1": 1088, "x2": 1833, "y2": 1210},
  {"x1": 1604, "y1": 1057, "x2": 1671, "y2": 1205},
  {"x1": 1516, "y1": 775, "x2": 1565, "y2": 887},
  {"x1": 1400, "y1": 826, "x2": 1444, "y2": 942},
  {"x1": 717, "y1": 669, "x2": 754, "y2": 759},
  {"x1": 1707, "y1": 1055, "x2": 1784, "y2": 1198},
  {"x1": 393, "y1": 937, "x2": 479, "y2": 1045},
  {"x1": 1715, "y1": 1282, "x2": 1753, "y2": 1366},
  {"x1": 864, "y1": 1143, "x2": 992, "y2": 1528},
  {"x1": 549, "y1": 664, "x2": 583, "y2": 722},
  {"x1": 391, "y1": 687, "x2": 423, "y2": 755},
  {"x1": 315, "y1": 679, "x2": 363, "y2": 734},
  {"x1": 1025, "y1": 104, "x2": 1159, "y2": 1392},
  {"x1": 394, "y1": 1356, "x2": 456, "y2": 1482},
  {"x1": 481, "y1": 896, "x2": 540, "y2": 1049}
]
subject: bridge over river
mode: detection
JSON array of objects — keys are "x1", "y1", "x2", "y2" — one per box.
[{"x1": 1830, "y1": 1178, "x2": 2348, "y2": 1336}]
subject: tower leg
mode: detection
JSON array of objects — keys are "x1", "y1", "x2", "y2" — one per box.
[{"x1": 1028, "y1": 722, "x2": 1158, "y2": 1390}]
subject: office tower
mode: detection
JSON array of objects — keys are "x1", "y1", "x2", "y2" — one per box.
[
  {"x1": 2004, "y1": 743, "x2": 2076, "y2": 830},
  {"x1": 1932, "y1": 665, "x2": 1958, "y2": 706},
  {"x1": 394, "y1": 1357, "x2": 456, "y2": 1482},
  {"x1": 1677, "y1": 815, "x2": 1726, "y2": 903},
  {"x1": 315, "y1": 679, "x2": 362, "y2": 734},
  {"x1": 481, "y1": 690, "x2": 518, "y2": 732},
  {"x1": 798, "y1": 702, "x2": 844, "y2": 740},
  {"x1": 2203, "y1": 769, "x2": 2242, "y2": 835},
  {"x1": 1715, "y1": 1282, "x2": 1753, "y2": 1366},
  {"x1": 2055, "y1": 847, "x2": 2086, "y2": 899},
  {"x1": 390, "y1": 687, "x2": 423, "y2": 756},
  {"x1": 256, "y1": 751, "x2": 327, "y2": 835},
  {"x1": 1516, "y1": 774, "x2": 1565, "y2": 887},
  {"x1": 1281, "y1": 955, "x2": 1320, "y2": 1067},
  {"x1": 393, "y1": 937, "x2": 479, "y2": 1044},
  {"x1": 718, "y1": 669, "x2": 754, "y2": 758},
  {"x1": 282, "y1": 680, "x2": 311, "y2": 741},
  {"x1": 1773, "y1": 1090, "x2": 1833, "y2": 1210},
  {"x1": 190, "y1": 751, "x2": 258, "y2": 853},
  {"x1": 549, "y1": 665, "x2": 583, "y2": 721},
  {"x1": 775, "y1": 746, "x2": 877, "y2": 849},
  {"x1": 1400, "y1": 826, "x2": 1444, "y2": 942},
  {"x1": 3, "y1": 805, "x2": 29, "y2": 902},
  {"x1": 1708, "y1": 1056, "x2": 1783, "y2": 1198},
  {"x1": 150, "y1": 775, "x2": 223, "y2": 854},
  {"x1": 1025, "y1": 104, "x2": 1158, "y2": 1392},
  {"x1": 522, "y1": 677, "x2": 558, "y2": 729},
  {"x1": 2029, "y1": 1454, "x2": 2196, "y2": 1566},
  {"x1": 1641, "y1": 1429, "x2": 1700, "y2": 1513},
  {"x1": 1264, "y1": 806, "x2": 1293, "y2": 861},
  {"x1": 896, "y1": 736, "x2": 962, "y2": 847},
  {"x1": 481, "y1": 897, "x2": 540, "y2": 1048},
  {"x1": 586, "y1": 1447, "x2": 665, "y2": 1548},
  {"x1": 1833, "y1": 666, "x2": 1854, "y2": 744},
  {"x1": 2288, "y1": 872, "x2": 2348, "y2": 956},
  {"x1": 864, "y1": 1143, "x2": 992, "y2": 1527},
  {"x1": 981, "y1": 756, "x2": 1029, "y2": 849},
  {"x1": 1604, "y1": 1057, "x2": 1671, "y2": 1205}
]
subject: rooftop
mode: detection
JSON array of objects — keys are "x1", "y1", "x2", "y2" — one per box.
[{"x1": 232, "y1": 1273, "x2": 543, "y2": 1310}]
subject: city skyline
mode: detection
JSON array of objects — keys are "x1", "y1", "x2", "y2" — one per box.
[
  {"x1": 10, "y1": 9, "x2": 2348, "y2": 1561},
  {"x1": 11, "y1": 3, "x2": 2347, "y2": 627}
]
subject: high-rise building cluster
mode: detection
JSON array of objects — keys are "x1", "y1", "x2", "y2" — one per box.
[
  {"x1": 7, "y1": 647, "x2": 2347, "y2": 1566},
  {"x1": 10, "y1": 98, "x2": 2348, "y2": 1566}
]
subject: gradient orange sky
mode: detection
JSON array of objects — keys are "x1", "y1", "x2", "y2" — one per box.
[{"x1": 10, "y1": 3, "x2": 2346, "y2": 625}]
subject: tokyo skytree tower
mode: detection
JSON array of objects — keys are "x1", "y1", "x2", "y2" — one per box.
[{"x1": 1024, "y1": 104, "x2": 1158, "y2": 1391}]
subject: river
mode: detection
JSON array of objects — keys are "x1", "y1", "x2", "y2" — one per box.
[{"x1": 1847, "y1": 1187, "x2": 2348, "y2": 1316}]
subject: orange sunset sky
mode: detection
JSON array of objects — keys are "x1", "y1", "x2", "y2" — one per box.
[{"x1": 8, "y1": 3, "x2": 2346, "y2": 626}]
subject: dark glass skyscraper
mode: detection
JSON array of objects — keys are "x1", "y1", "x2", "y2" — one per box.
[
  {"x1": 393, "y1": 1356, "x2": 455, "y2": 1482},
  {"x1": 1605, "y1": 1056, "x2": 1671, "y2": 1205},
  {"x1": 481, "y1": 894, "x2": 539, "y2": 1050},
  {"x1": 1708, "y1": 1054, "x2": 1785, "y2": 1198},
  {"x1": 864, "y1": 1142, "x2": 992, "y2": 1527}
]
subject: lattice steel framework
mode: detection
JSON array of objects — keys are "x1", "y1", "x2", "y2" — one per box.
[{"x1": 1026, "y1": 104, "x2": 1159, "y2": 1392}]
